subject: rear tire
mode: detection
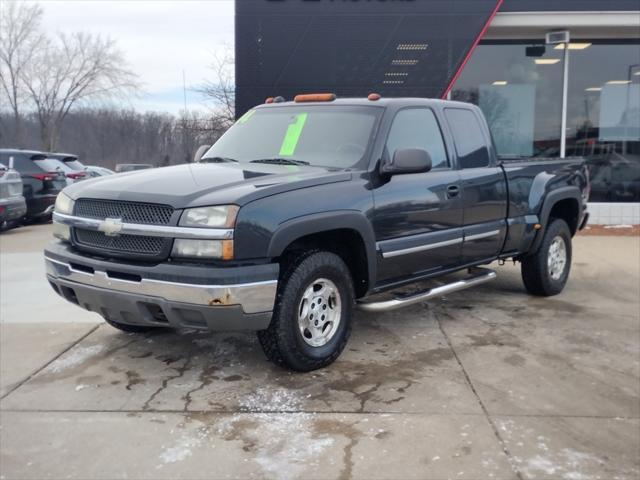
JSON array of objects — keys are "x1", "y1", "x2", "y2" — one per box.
[
  {"x1": 521, "y1": 218, "x2": 572, "y2": 296},
  {"x1": 258, "y1": 251, "x2": 354, "y2": 372},
  {"x1": 103, "y1": 317, "x2": 156, "y2": 333}
]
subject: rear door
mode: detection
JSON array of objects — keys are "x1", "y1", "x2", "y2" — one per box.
[
  {"x1": 372, "y1": 107, "x2": 463, "y2": 284},
  {"x1": 443, "y1": 107, "x2": 508, "y2": 263}
]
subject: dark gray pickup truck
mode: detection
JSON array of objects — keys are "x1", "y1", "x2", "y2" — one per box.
[{"x1": 45, "y1": 96, "x2": 589, "y2": 371}]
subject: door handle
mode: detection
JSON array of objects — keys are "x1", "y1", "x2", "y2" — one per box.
[{"x1": 446, "y1": 185, "x2": 460, "y2": 198}]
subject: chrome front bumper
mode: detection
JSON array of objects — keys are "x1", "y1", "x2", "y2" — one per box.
[
  {"x1": 44, "y1": 242, "x2": 279, "y2": 331},
  {"x1": 45, "y1": 255, "x2": 277, "y2": 314}
]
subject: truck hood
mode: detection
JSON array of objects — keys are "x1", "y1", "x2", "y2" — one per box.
[{"x1": 63, "y1": 162, "x2": 352, "y2": 208}]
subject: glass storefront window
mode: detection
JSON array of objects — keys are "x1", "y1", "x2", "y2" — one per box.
[
  {"x1": 565, "y1": 41, "x2": 640, "y2": 203},
  {"x1": 451, "y1": 42, "x2": 563, "y2": 158}
]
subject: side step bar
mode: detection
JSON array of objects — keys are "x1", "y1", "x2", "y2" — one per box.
[{"x1": 357, "y1": 267, "x2": 497, "y2": 312}]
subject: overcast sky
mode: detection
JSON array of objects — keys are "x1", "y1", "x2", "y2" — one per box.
[{"x1": 33, "y1": 0, "x2": 234, "y2": 114}]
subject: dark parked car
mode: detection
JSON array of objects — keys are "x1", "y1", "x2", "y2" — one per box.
[
  {"x1": 45, "y1": 96, "x2": 589, "y2": 371},
  {"x1": 0, "y1": 149, "x2": 66, "y2": 222},
  {"x1": 115, "y1": 163, "x2": 154, "y2": 173},
  {"x1": 0, "y1": 163, "x2": 27, "y2": 230}
]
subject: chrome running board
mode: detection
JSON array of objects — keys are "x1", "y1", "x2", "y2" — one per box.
[{"x1": 357, "y1": 267, "x2": 497, "y2": 312}]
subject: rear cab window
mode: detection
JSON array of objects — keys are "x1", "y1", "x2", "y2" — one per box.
[{"x1": 444, "y1": 108, "x2": 491, "y2": 168}]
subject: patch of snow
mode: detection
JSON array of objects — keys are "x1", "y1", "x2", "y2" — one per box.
[
  {"x1": 159, "y1": 436, "x2": 200, "y2": 464},
  {"x1": 46, "y1": 345, "x2": 104, "y2": 373},
  {"x1": 75, "y1": 384, "x2": 87, "y2": 392},
  {"x1": 519, "y1": 447, "x2": 602, "y2": 480},
  {"x1": 218, "y1": 387, "x2": 335, "y2": 479}
]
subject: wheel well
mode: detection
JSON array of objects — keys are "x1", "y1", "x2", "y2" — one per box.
[
  {"x1": 278, "y1": 229, "x2": 369, "y2": 298},
  {"x1": 549, "y1": 198, "x2": 580, "y2": 235}
]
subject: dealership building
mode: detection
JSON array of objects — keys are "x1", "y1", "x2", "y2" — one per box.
[{"x1": 236, "y1": 0, "x2": 640, "y2": 224}]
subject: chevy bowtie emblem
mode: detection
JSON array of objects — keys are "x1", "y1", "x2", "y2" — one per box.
[{"x1": 99, "y1": 217, "x2": 124, "y2": 237}]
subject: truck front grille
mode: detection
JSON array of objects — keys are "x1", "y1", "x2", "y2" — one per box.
[
  {"x1": 75, "y1": 229, "x2": 166, "y2": 256},
  {"x1": 75, "y1": 199, "x2": 173, "y2": 225},
  {"x1": 72, "y1": 199, "x2": 174, "y2": 260}
]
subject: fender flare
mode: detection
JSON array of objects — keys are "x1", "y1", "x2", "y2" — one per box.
[
  {"x1": 267, "y1": 210, "x2": 378, "y2": 288},
  {"x1": 529, "y1": 186, "x2": 582, "y2": 254}
]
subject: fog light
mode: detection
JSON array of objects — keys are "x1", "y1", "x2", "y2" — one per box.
[
  {"x1": 171, "y1": 239, "x2": 233, "y2": 260},
  {"x1": 53, "y1": 222, "x2": 70, "y2": 241}
]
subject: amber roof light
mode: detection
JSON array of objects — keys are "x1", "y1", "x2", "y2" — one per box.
[{"x1": 294, "y1": 93, "x2": 336, "y2": 103}]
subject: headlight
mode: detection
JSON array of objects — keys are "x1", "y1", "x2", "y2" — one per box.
[
  {"x1": 179, "y1": 205, "x2": 238, "y2": 228},
  {"x1": 171, "y1": 239, "x2": 234, "y2": 260},
  {"x1": 54, "y1": 192, "x2": 74, "y2": 215},
  {"x1": 53, "y1": 192, "x2": 74, "y2": 241}
]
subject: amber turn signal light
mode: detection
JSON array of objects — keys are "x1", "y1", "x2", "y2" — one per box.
[{"x1": 294, "y1": 93, "x2": 336, "y2": 103}]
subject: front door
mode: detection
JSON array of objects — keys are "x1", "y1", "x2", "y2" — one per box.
[{"x1": 373, "y1": 107, "x2": 464, "y2": 285}]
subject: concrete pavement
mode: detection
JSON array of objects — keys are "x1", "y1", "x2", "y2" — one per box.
[{"x1": 1, "y1": 225, "x2": 638, "y2": 479}]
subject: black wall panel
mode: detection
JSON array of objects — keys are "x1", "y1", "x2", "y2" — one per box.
[{"x1": 235, "y1": 0, "x2": 501, "y2": 116}]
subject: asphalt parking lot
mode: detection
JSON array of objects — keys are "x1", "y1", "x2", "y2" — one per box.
[{"x1": 1, "y1": 224, "x2": 639, "y2": 480}]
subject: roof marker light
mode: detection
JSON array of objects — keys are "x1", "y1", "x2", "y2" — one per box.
[
  {"x1": 368, "y1": 93, "x2": 381, "y2": 101},
  {"x1": 265, "y1": 97, "x2": 274, "y2": 104},
  {"x1": 294, "y1": 93, "x2": 336, "y2": 103}
]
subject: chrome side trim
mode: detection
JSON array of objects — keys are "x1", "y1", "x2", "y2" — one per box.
[
  {"x1": 45, "y1": 256, "x2": 276, "y2": 314},
  {"x1": 464, "y1": 229, "x2": 501, "y2": 241},
  {"x1": 53, "y1": 212, "x2": 233, "y2": 240},
  {"x1": 357, "y1": 268, "x2": 497, "y2": 312},
  {"x1": 382, "y1": 237, "x2": 462, "y2": 258}
]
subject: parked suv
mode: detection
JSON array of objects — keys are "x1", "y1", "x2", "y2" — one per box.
[
  {"x1": 0, "y1": 150, "x2": 66, "y2": 222},
  {"x1": 0, "y1": 163, "x2": 27, "y2": 230},
  {"x1": 47, "y1": 153, "x2": 89, "y2": 183},
  {"x1": 45, "y1": 96, "x2": 589, "y2": 371}
]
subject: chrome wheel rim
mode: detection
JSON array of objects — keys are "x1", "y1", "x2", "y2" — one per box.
[
  {"x1": 297, "y1": 278, "x2": 342, "y2": 347},
  {"x1": 547, "y1": 236, "x2": 567, "y2": 280}
]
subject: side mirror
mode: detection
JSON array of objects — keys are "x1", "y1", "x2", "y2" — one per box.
[
  {"x1": 193, "y1": 145, "x2": 211, "y2": 163},
  {"x1": 381, "y1": 148, "x2": 432, "y2": 175}
]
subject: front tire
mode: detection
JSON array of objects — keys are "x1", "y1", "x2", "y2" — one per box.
[
  {"x1": 258, "y1": 251, "x2": 354, "y2": 372},
  {"x1": 521, "y1": 218, "x2": 572, "y2": 296}
]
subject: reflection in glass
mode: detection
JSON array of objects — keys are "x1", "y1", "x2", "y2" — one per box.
[
  {"x1": 451, "y1": 42, "x2": 563, "y2": 158},
  {"x1": 565, "y1": 42, "x2": 640, "y2": 202}
]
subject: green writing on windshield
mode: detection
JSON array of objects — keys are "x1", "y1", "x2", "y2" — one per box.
[
  {"x1": 237, "y1": 109, "x2": 256, "y2": 124},
  {"x1": 279, "y1": 113, "x2": 307, "y2": 156}
]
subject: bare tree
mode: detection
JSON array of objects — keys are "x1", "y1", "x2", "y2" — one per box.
[
  {"x1": 0, "y1": 1, "x2": 44, "y2": 146},
  {"x1": 21, "y1": 31, "x2": 139, "y2": 150},
  {"x1": 195, "y1": 47, "x2": 235, "y2": 127}
]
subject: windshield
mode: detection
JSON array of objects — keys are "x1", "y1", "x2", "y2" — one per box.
[{"x1": 202, "y1": 105, "x2": 380, "y2": 169}]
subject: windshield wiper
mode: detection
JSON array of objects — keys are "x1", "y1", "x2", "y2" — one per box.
[
  {"x1": 249, "y1": 158, "x2": 310, "y2": 166},
  {"x1": 199, "y1": 156, "x2": 238, "y2": 163}
]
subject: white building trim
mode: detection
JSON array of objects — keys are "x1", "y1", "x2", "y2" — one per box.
[
  {"x1": 588, "y1": 203, "x2": 640, "y2": 226},
  {"x1": 486, "y1": 11, "x2": 640, "y2": 39}
]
